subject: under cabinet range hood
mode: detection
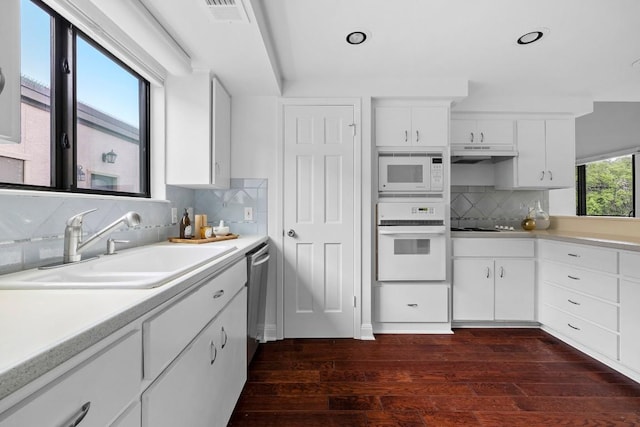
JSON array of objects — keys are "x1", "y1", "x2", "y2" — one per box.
[{"x1": 450, "y1": 146, "x2": 518, "y2": 164}]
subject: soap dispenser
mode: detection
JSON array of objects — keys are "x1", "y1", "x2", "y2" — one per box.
[{"x1": 180, "y1": 209, "x2": 192, "y2": 238}]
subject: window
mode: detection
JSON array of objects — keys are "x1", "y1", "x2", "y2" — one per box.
[
  {"x1": 576, "y1": 155, "x2": 635, "y2": 216},
  {"x1": 0, "y1": 0, "x2": 150, "y2": 197}
]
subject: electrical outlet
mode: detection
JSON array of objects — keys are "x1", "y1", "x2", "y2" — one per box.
[
  {"x1": 171, "y1": 208, "x2": 178, "y2": 224},
  {"x1": 244, "y1": 207, "x2": 254, "y2": 221}
]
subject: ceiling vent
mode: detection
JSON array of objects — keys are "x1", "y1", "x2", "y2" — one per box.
[{"x1": 204, "y1": 0, "x2": 249, "y2": 23}]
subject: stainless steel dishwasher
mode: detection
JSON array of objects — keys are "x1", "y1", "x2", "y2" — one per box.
[{"x1": 246, "y1": 242, "x2": 270, "y2": 365}]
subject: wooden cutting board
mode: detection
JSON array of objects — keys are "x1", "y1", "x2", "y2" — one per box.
[{"x1": 168, "y1": 234, "x2": 239, "y2": 244}]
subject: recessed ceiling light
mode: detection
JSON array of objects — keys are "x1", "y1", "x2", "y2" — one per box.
[
  {"x1": 346, "y1": 31, "x2": 368, "y2": 45},
  {"x1": 517, "y1": 28, "x2": 548, "y2": 45}
]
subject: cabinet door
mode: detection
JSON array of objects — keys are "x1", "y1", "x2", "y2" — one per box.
[
  {"x1": 375, "y1": 107, "x2": 411, "y2": 146},
  {"x1": 142, "y1": 288, "x2": 247, "y2": 427},
  {"x1": 0, "y1": 0, "x2": 20, "y2": 143},
  {"x1": 450, "y1": 120, "x2": 476, "y2": 145},
  {"x1": 165, "y1": 71, "x2": 212, "y2": 186},
  {"x1": 476, "y1": 120, "x2": 513, "y2": 145},
  {"x1": 453, "y1": 258, "x2": 494, "y2": 320},
  {"x1": 544, "y1": 119, "x2": 575, "y2": 188},
  {"x1": 211, "y1": 78, "x2": 230, "y2": 189},
  {"x1": 494, "y1": 259, "x2": 535, "y2": 321},
  {"x1": 620, "y1": 280, "x2": 640, "y2": 372},
  {"x1": 515, "y1": 120, "x2": 547, "y2": 187},
  {"x1": 411, "y1": 107, "x2": 448, "y2": 147}
]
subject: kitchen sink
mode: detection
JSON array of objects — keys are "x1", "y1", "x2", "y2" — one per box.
[{"x1": 0, "y1": 244, "x2": 236, "y2": 290}]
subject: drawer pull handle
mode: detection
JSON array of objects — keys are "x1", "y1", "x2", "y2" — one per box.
[
  {"x1": 213, "y1": 290, "x2": 224, "y2": 299},
  {"x1": 407, "y1": 303, "x2": 418, "y2": 308},
  {"x1": 221, "y1": 326, "x2": 228, "y2": 349},
  {"x1": 64, "y1": 401, "x2": 91, "y2": 427},
  {"x1": 499, "y1": 266, "x2": 504, "y2": 278},
  {"x1": 486, "y1": 267, "x2": 491, "y2": 278},
  {"x1": 567, "y1": 253, "x2": 580, "y2": 258},
  {"x1": 210, "y1": 340, "x2": 218, "y2": 365},
  {"x1": 567, "y1": 299, "x2": 580, "y2": 305},
  {"x1": 568, "y1": 323, "x2": 581, "y2": 331},
  {"x1": 567, "y1": 275, "x2": 580, "y2": 280}
]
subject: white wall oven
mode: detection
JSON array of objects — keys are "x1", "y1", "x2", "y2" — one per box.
[
  {"x1": 377, "y1": 202, "x2": 446, "y2": 282},
  {"x1": 378, "y1": 151, "x2": 444, "y2": 194}
]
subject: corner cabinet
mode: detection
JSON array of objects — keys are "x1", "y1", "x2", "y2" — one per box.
[
  {"x1": 495, "y1": 119, "x2": 575, "y2": 189},
  {"x1": 166, "y1": 72, "x2": 231, "y2": 189},
  {"x1": 375, "y1": 105, "x2": 448, "y2": 147},
  {"x1": 0, "y1": 0, "x2": 21, "y2": 143},
  {"x1": 452, "y1": 238, "x2": 536, "y2": 322}
]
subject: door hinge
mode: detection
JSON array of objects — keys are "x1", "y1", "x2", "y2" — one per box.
[
  {"x1": 348, "y1": 123, "x2": 356, "y2": 137},
  {"x1": 353, "y1": 295, "x2": 357, "y2": 308}
]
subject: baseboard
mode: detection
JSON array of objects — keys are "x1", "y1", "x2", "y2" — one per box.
[
  {"x1": 373, "y1": 322, "x2": 453, "y2": 334},
  {"x1": 260, "y1": 323, "x2": 278, "y2": 343},
  {"x1": 452, "y1": 321, "x2": 540, "y2": 328},
  {"x1": 360, "y1": 323, "x2": 375, "y2": 340}
]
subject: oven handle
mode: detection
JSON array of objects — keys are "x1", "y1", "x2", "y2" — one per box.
[{"x1": 378, "y1": 229, "x2": 445, "y2": 236}]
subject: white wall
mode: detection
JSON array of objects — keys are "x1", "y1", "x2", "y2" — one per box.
[{"x1": 230, "y1": 96, "x2": 279, "y2": 339}]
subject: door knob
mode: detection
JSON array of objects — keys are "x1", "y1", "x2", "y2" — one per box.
[{"x1": 287, "y1": 229, "x2": 296, "y2": 237}]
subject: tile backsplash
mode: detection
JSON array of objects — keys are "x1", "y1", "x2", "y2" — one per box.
[
  {"x1": 0, "y1": 191, "x2": 182, "y2": 275},
  {"x1": 195, "y1": 178, "x2": 268, "y2": 237},
  {"x1": 451, "y1": 186, "x2": 549, "y2": 229}
]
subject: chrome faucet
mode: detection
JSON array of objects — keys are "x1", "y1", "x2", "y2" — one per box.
[{"x1": 63, "y1": 209, "x2": 142, "y2": 263}]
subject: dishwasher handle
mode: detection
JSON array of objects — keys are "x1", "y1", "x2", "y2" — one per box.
[
  {"x1": 378, "y1": 229, "x2": 445, "y2": 236},
  {"x1": 252, "y1": 253, "x2": 270, "y2": 267}
]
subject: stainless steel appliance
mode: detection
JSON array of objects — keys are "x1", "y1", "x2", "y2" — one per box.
[
  {"x1": 378, "y1": 151, "x2": 444, "y2": 194},
  {"x1": 246, "y1": 242, "x2": 270, "y2": 365},
  {"x1": 377, "y1": 202, "x2": 447, "y2": 281}
]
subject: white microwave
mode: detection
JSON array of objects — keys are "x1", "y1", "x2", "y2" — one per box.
[{"x1": 378, "y1": 152, "x2": 444, "y2": 193}]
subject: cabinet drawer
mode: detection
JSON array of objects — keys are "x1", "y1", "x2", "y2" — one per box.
[
  {"x1": 143, "y1": 259, "x2": 247, "y2": 379},
  {"x1": 452, "y1": 238, "x2": 534, "y2": 257},
  {"x1": 541, "y1": 304, "x2": 618, "y2": 360},
  {"x1": 540, "y1": 283, "x2": 618, "y2": 331},
  {"x1": 375, "y1": 284, "x2": 448, "y2": 323},
  {"x1": 541, "y1": 262, "x2": 618, "y2": 302},
  {"x1": 620, "y1": 251, "x2": 640, "y2": 280},
  {"x1": 539, "y1": 240, "x2": 617, "y2": 274},
  {"x1": 0, "y1": 330, "x2": 142, "y2": 427}
]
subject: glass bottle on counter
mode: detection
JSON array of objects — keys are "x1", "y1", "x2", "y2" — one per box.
[{"x1": 533, "y1": 200, "x2": 550, "y2": 230}]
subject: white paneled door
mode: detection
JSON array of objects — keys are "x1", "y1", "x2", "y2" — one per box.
[{"x1": 283, "y1": 105, "x2": 355, "y2": 338}]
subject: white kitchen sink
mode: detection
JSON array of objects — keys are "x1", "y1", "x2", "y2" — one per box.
[{"x1": 0, "y1": 244, "x2": 236, "y2": 289}]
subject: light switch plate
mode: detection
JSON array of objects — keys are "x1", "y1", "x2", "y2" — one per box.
[{"x1": 244, "y1": 207, "x2": 253, "y2": 221}]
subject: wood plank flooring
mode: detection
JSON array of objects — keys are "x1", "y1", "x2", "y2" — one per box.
[{"x1": 228, "y1": 329, "x2": 640, "y2": 426}]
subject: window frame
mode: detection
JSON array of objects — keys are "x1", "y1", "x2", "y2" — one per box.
[
  {"x1": 0, "y1": 0, "x2": 151, "y2": 198},
  {"x1": 576, "y1": 154, "x2": 636, "y2": 217}
]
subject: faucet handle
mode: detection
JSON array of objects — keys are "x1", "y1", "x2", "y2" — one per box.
[
  {"x1": 106, "y1": 238, "x2": 129, "y2": 255},
  {"x1": 66, "y1": 208, "x2": 98, "y2": 227}
]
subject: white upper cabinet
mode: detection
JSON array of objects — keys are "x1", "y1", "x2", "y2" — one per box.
[
  {"x1": 375, "y1": 106, "x2": 448, "y2": 147},
  {"x1": 451, "y1": 119, "x2": 514, "y2": 147},
  {"x1": 166, "y1": 72, "x2": 231, "y2": 188},
  {"x1": 0, "y1": 0, "x2": 21, "y2": 143},
  {"x1": 495, "y1": 118, "x2": 575, "y2": 189}
]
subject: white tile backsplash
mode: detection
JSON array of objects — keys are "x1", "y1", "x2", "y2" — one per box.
[{"x1": 0, "y1": 188, "x2": 197, "y2": 274}]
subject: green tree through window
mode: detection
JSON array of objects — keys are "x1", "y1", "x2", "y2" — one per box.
[{"x1": 578, "y1": 155, "x2": 634, "y2": 216}]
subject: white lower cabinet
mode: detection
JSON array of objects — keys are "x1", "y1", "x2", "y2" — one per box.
[
  {"x1": 142, "y1": 287, "x2": 247, "y2": 427},
  {"x1": 538, "y1": 240, "x2": 620, "y2": 361},
  {"x1": 452, "y1": 238, "x2": 535, "y2": 322},
  {"x1": 0, "y1": 330, "x2": 142, "y2": 427},
  {"x1": 620, "y1": 251, "x2": 640, "y2": 373},
  {"x1": 374, "y1": 284, "x2": 449, "y2": 323}
]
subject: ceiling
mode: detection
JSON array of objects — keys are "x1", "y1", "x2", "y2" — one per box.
[{"x1": 109, "y1": 0, "x2": 640, "y2": 102}]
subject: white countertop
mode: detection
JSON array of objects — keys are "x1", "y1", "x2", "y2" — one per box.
[{"x1": 0, "y1": 235, "x2": 267, "y2": 401}]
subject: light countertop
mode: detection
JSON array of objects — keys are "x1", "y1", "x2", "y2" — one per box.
[
  {"x1": 0, "y1": 235, "x2": 267, "y2": 401},
  {"x1": 452, "y1": 229, "x2": 640, "y2": 252}
]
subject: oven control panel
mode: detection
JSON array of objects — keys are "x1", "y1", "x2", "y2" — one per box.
[{"x1": 378, "y1": 202, "x2": 445, "y2": 222}]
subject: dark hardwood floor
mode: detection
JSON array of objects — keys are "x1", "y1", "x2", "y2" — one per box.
[{"x1": 229, "y1": 329, "x2": 640, "y2": 426}]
